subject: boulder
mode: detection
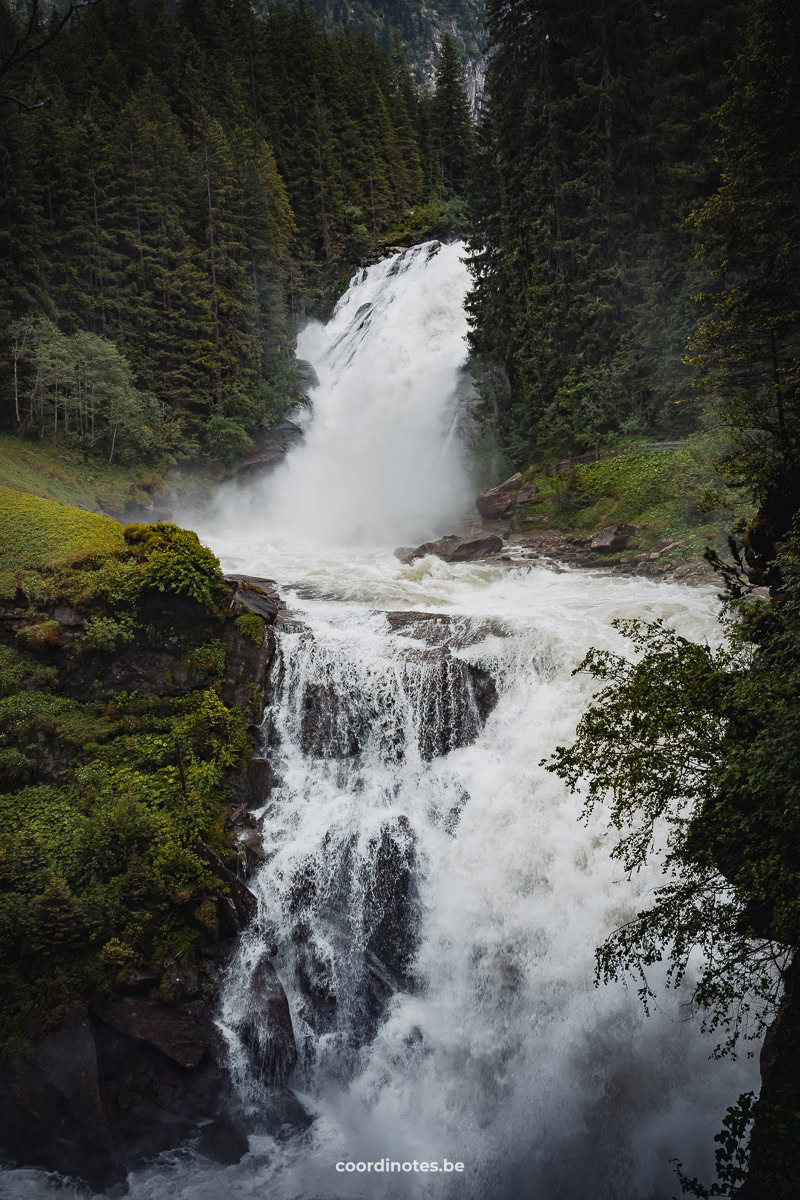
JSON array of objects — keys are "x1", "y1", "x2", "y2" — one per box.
[
  {"x1": 196, "y1": 1114, "x2": 250, "y2": 1164},
  {"x1": 384, "y1": 610, "x2": 509, "y2": 648},
  {"x1": 96, "y1": 996, "x2": 213, "y2": 1069},
  {"x1": 589, "y1": 524, "x2": 636, "y2": 552},
  {"x1": 476, "y1": 472, "x2": 525, "y2": 520},
  {"x1": 226, "y1": 574, "x2": 283, "y2": 622},
  {"x1": 237, "y1": 827, "x2": 266, "y2": 875},
  {"x1": 194, "y1": 841, "x2": 258, "y2": 926},
  {"x1": 239, "y1": 957, "x2": 298, "y2": 1083},
  {"x1": 394, "y1": 533, "x2": 504, "y2": 565}
]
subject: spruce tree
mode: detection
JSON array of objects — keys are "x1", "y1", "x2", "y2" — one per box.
[{"x1": 431, "y1": 33, "x2": 474, "y2": 197}]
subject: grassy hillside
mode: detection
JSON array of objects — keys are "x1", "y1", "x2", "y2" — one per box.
[
  {"x1": 0, "y1": 484, "x2": 125, "y2": 599},
  {"x1": 518, "y1": 437, "x2": 754, "y2": 571},
  {"x1": 0, "y1": 433, "x2": 168, "y2": 516}
]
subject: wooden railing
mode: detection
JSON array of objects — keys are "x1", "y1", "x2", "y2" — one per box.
[{"x1": 535, "y1": 441, "x2": 683, "y2": 478}]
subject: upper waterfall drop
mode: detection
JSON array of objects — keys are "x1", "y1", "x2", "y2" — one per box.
[{"x1": 254, "y1": 240, "x2": 474, "y2": 547}]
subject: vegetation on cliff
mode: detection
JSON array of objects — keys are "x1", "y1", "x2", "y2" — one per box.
[{"x1": 0, "y1": 490, "x2": 264, "y2": 1048}]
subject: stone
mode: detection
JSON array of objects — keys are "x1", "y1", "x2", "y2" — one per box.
[
  {"x1": 119, "y1": 965, "x2": 161, "y2": 994},
  {"x1": 226, "y1": 574, "x2": 283, "y2": 622},
  {"x1": 394, "y1": 533, "x2": 504, "y2": 565},
  {"x1": 476, "y1": 472, "x2": 525, "y2": 520},
  {"x1": 237, "y1": 827, "x2": 265, "y2": 875},
  {"x1": 196, "y1": 1115, "x2": 250, "y2": 1164},
  {"x1": 164, "y1": 957, "x2": 201, "y2": 1001},
  {"x1": 96, "y1": 997, "x2": 212, "y2": 1069},
  {"x1": 383, "y1": 610, "x2": 509, "y2": 648},
  {"x1": 239, "y1": 957, "x2": 298, "y2": 1082},
  {"x1": 36, "y1": 1003, "x2": 110, "y2": 1150},
  {"x1": 194, "y1": 841, "x2": 258, "y2": 925},
  {"x1": 589, "y1": 524, "x2": 636, "y2": 552},
  {"x1": 219, "y1": 419, "x2": 304, "y2": 482}
]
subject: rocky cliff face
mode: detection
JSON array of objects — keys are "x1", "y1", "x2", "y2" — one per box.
[
  {"x1": 304, "y1": 0, "x2": 487, "y2": 108},
  {"x1": 0, "y1": 567, "x2": 303, "y2": 1190}
]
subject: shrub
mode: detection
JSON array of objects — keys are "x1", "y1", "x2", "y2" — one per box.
[
  {"x1": 235, "y1": 612, "x2": 264, "y2": 645},
  {"x1": 83, "y1": 615, "x2": 136, "y2": 653},
  {"x1": 16, "y1": 619, "x2": 61, "y2": 649},
  {"x1": 124, "y1": 522, "x2": 224, "y2": 608}
]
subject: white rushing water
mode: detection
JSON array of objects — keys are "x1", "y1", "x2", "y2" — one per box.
[{"x1": 2, "y1": 243, "x2": 758, "y2": 1200}]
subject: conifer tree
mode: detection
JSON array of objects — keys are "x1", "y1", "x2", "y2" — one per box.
[{"x1": 431, "y1": 33, "x2": 473, "y2": 197}]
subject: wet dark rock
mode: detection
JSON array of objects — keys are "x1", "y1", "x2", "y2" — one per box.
[
  {"x1": 394, "y1": 532, "x2": 504, "y2": 565},
  {"x1": 261, "y1": 1087, "x2": 314, "y2": 1139},
  {"x1": 364, "y1": 816, "x2": 417, "y2": 993},
  {"x1": 384, "y1": 609, "x2": 509, "y2": 648},
  {"x1": 219, "y1": 419, "x2": 304, "y2": 482},
  {"x1": 226, "y1": 574, "x2": 284, "y2": 622},
  {"x1": 237, "y1": 827, "x2": 266, "y2": 875},
  {"x1": 96, "y1": 996, "x2": 213, "y2": 1069},
  {"x1": 119, "y1": 966, "x2": 162, "y2": 995},
  {"x1": 164, "y1": 957, "x2": 201, "y2": 1001},
  {"x1": 0, "y1": 997, "x2": 238, "y2": 1191},
  {"x1": 294, "y1": 358, "x2": 319, "y2": 392},
  {"x1": 240, "y1": 957, "x2": 298, "y2": 1082},
  {"x1": 196, "y1": 1114, "x2": 250, "y2": 1164},
  {"x1": 194, "y1": 841, "x2": 258, "y2": 926},
  {"x1": 476, "y1": 472, "x2": 528, "y2": 521}
]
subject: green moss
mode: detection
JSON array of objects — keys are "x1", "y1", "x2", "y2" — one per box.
[
  {"x1": 0, "y1": 645, "x2": 58, "y2": 694},
  {"x1": 0, "y1": 483, "x2": 124, "y2": 599},
  {"x1": 0, "y1": 685, "x2": 250, "y2": 1040},
  {"x1": 16, "y1": 619, "x2": 61, "y2": 649},
  {"x1": 124, "y1": 522, "x2": 224, "y2": 608},
  {"x1": 0, "y1": 486, "x2": 254, "y2": 1042},
  {"x1": 235, "y1": 612, "x2": 265, "y2": 646},
  {"x1": 82, "y1": 615, "x2": 136, "y2": 653}
]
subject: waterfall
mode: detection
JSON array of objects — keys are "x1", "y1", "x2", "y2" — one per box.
[
  {"x1": 209, "y1": 239, "x2": 475, "y2": 550},
  {"x1": 2, "y1": 244, "x2": 758, "y2": 1200}
]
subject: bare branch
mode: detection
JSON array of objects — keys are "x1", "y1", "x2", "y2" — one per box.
[
  {"x1": 0, "y1": 89, "x2": 52, "y2": 110},
  {"x1": 0, "y1": 0, "x2": 103, "y2": 100}
]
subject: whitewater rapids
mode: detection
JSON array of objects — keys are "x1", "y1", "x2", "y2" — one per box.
[{"x1": 1, "y1": 242, "x2": 758, "y2": 1200}]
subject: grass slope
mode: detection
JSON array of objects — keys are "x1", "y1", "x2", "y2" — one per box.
[
  {"x1": 0, "y1": 433, "x2": 165, "y2": 515},
  {"x1": 519, "y1": 437, "x2": 754, "y2": 568},
  {"x1": 0, "y1": 484, "x2": 124, "y2": 598}
]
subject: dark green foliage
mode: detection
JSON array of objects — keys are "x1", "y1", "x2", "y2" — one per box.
[
  {"x1": 547, "y1": 543, "x2": 800, "y2": 1193},
  {"x1": 687, "y1": 0, "x2": 800, "y2": 581},
  {"x1": 125, "y1": 522, "x2": 224, "y2": 608},
  {"x1": 467, "y1": 0, "x2": 744, "y2": 463},
  {"x1": 235, "y1": 612, "x2": 265, "y2": 646},
  {"x1": 430, "y1": 34, "x2": 474, "y2": 197},
  {"x1": 0, "y1": 0, "x2": 462, "y2": 459}
]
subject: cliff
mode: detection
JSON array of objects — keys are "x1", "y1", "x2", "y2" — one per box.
[{"x1": 0, "y1": 488, "x2": 297, "y2": 1189}]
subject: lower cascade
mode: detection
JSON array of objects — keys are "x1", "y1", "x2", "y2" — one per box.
[{"x1": 4, "y1": 243, "x2": 758, "y2": 1199}]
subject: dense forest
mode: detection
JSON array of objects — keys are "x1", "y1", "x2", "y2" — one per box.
[
  {"x1": 0, "y1": 0, "x2": 474, "y2": 464},
  {"x1": 467, "y1": 0, "x2": 745, "y2": 461}
]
